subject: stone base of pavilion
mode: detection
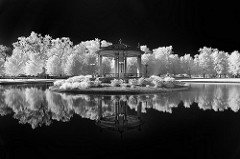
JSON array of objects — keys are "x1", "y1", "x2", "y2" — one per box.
[
  {"x1": 50, "y1": 84, "x2": 190, "y2": 95},
  {"x1": 94, "y1": 74, "x2": 142, "y2": 83}
]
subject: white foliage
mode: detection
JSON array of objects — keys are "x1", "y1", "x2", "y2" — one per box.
[
  {"x1": 0, "y1": 58, "x2": 4, "y2": 75},
  {"x1": 211, "y1": 50, "x2": 229, "y2": 76},
  {"x1": 198, "y1": 47, "x2": 214, "y2": 76},
  {"x1": 168, "y1": 54, "x2": 181, "y2": 75},
  {"x1": 140, "y1": 45, "x2": 151, "y2": 53},
  {"x1": 228, "y1": 51, "x2": 240, "y2": 76},
  {"x1": 25, "y1": 52, "x2": 45, "y2": 76},
  {"x1": 46, "y1": 55, "x2": 63, "y2": 76},
  {"x1": 180, "y1": 54, "x2": 194, "y2": 77},
  {"x1": 64, "y1": 52, "x2": 84, "y2": 76},
  {"x1": 152, "y1": 46, "x2": 173, "y2": 75},
  {"x1": 101, "y1": 40, "x2": 112, "y2": 47},
  {"x1": 4, "y1": 48, "x2": 28, "y2": 76},
  {"x1": 81, "y1": 38, "x2": 100, "y2": 54}
]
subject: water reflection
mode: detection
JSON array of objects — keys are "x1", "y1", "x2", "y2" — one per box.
[
  {"x1": 1, "y1": 84, "x2": 240, "y2": 129},
  {"x1": 96, "y1": 95, "x2": 142, "y2": 135}
]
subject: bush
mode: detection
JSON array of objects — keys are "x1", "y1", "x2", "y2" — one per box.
[
  {"x1": 59, "y1": 81, "x2": 91, "y2": 90},
  {"x1": 128, "y1": 79, "x2": 138, "y2": 86},
  {"x1": 91, "y1": 78, "x2": 102, "y2": 87},
  {"x1": 163, "y1": 77, "x2": 175, "y2": 88},
  {"x1": 79, "y1": 81, "x2": 91, "y2": 89},
  {"x1": 110, "y1": 79, "x2": 124, "y2": 87},
  {"x1": 138, "y1": 77, "x2": 152, "y2": 86},
  {"x1": 149, "y1": 75, "x2": 164, "y2": 88},
  {"x1": 120, "y1": 82, "x2": 128, "y2": 88},
  {"x1": 55, "y1": 75, "x2": 101, "y2": 90},
  {"x1": 59, "y1": 82, "x2": 73, "y2": 90},
  {"x1": 53, "y1": 80, "x2": 66, "y2": 87}
]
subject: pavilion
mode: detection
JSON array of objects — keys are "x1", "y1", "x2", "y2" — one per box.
[{"x1": 96, "y1": 40, "x2": 144, "y2": 78}]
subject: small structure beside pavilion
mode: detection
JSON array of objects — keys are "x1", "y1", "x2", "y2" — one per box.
[{"x1": 96, "y1": 40, "x2": 144, "y2": 78}]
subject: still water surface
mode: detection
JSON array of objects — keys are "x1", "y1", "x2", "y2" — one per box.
[{"x1": 1, "y1": 83, "x2": 240, "y2": 158}]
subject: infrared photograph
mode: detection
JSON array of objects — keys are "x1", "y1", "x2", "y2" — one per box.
[{"x1": 0, "y1": 0, "x2": 240, "y2": 159}]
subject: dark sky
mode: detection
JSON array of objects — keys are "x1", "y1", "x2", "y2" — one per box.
[{"x1": 0, "y1": 0, "x2": 240, "y2": 55}]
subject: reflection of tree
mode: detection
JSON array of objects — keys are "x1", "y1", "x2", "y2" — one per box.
[
  {"x1": 4, "y1": 89, "x2": 27, "y2": 114},
  {"x1": 0, "y1": 88, "x2": 12, "y2": 116},
  {"x1": 4, "y1": 88, "x2": 51, "y2": 129},
  {"x1": 178, "y1": 86, "x2": 199, "y2": 108},
  {"x1": 196, "y1": 84, "x2": 214, "y2": 111},
  {"x1": 45, "y1": 90, "x2": 73, "y2": 122},
  {"x1": 150, "y1": 93, "x2": 179, "y2": 113},
  {"x1": 227, "y1": 86, "x2": 240, "y2": 112},
  {"x1": 25, "y1": 88, "x2": 45, "y2": 111},
  {"x1": 53, "y1": 92, "x2": 100, "y2": 120},
  {"x1": 212, "y1": 85, "x2": 228, "y2": 111}
]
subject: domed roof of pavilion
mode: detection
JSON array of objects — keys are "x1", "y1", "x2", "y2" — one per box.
[
  {"x1": 100, "y1": 43, "x2": 142, "y2": 51},
  {"x1": 97, "y1": 40, "x2": 144, "y2": 57}
]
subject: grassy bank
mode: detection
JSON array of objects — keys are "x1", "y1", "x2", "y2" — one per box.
[{"x1": 0, "y1": 79, "x2": 58, "y2": 85}]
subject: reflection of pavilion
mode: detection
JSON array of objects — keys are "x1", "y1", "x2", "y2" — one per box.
[
  {"x1": 96, "y1": 40, "x2": 144, "y2": 78},
  {"x1": 96, "y1": 96, "x2": 143, "y2": 135}
]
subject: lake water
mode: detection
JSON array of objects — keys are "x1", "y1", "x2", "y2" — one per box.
[{"x1": 1, "y1": 83, "x2": 240, "y2": 158}]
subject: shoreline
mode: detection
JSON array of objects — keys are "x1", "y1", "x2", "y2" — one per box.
[
  {"x1": 177, "y1": 78, "x2": 240, "y2": 83},
  {"x1": 1, "y1": 78, "x2": 240, "y2": 85}
]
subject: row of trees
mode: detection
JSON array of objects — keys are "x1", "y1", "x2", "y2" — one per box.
[
  {"x1": 0, "y1": 31, "x2": 240, "y2": 77},
  {"x1": 1, "y1": 32, "x2": 113, "y2": 76}
]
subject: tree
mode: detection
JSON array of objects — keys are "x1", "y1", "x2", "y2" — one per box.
[
  {"x1": 140, "y1": 45, "x2": 153, "y2": 76},
  {"x1": 152, "y1": 46, "x2": 173, "y2": 75},
  {"x1": 64, "y1": 44, "x2": 86, "y2": 76},
  {"x1": 25, "y1": 51, "x2": 45, "y2": 76},
  {"x1": 46, "y1": 55, "x2": 63, "y2": 76},
  {"x1": 46, "y1": 37, "x2": 73, "y2": 76},
  {"x1": 4, "y1": 32, "x2": 52, "y2": 76},
  {"x1": 180, "y1": 54, "x2": 194, "y2": 77},
  {"x1": 192, "y1": 54, "x2": 200, "y2": 77},
  {"x1": 101, "y1": 40, "x2": 112, "y2": 47},
  {"x1": 168, "y1": 54, "x2": 181, "y2": 75},
  {"x1": 140, "y1": 45, "x2": 151, "y2": 54},
  {"x1": 4, "y1": 48, "x2": 28, "y2": 76},
  {"x1": 198, "y1": 47, "x2": 214, "y2": 77},
  {"x1": 80, "y1": 39, "x2": 112, "y2": 75},
  {"x1": 0, "y1": 58, "x2": 4, "y2": 75},
  {"x1": 228, "y1": 51, "x2": 240, "y2": 77},
  {"x1": 141, "y1": 53, "x2": 154, "y2": 76},
  {"x1": 0, "y1": 45, "x2": 11, "y2": 61},
  {"x1": 0, "y1": 45, "x2": 10, "y2": 75},
  {"x1": 211, "y1": 50, "x2": 229, "y2": 77}
]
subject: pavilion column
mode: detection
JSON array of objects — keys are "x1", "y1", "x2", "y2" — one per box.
[
  {"x1": 114, "y1": 57, "x2": 118, "y2": 77},
  {"x1": 137, "y1": 55, "x2": 142, "y2": 77},
  {"x1": 98, "y1": 55, "x2": 103, "y2": 76},
  {"x1": 118, "y1": 57, "x2": 121, "y2": 77},
  {"x1": 124, "y1": 57, "x2": 127, "y2": 76}
]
